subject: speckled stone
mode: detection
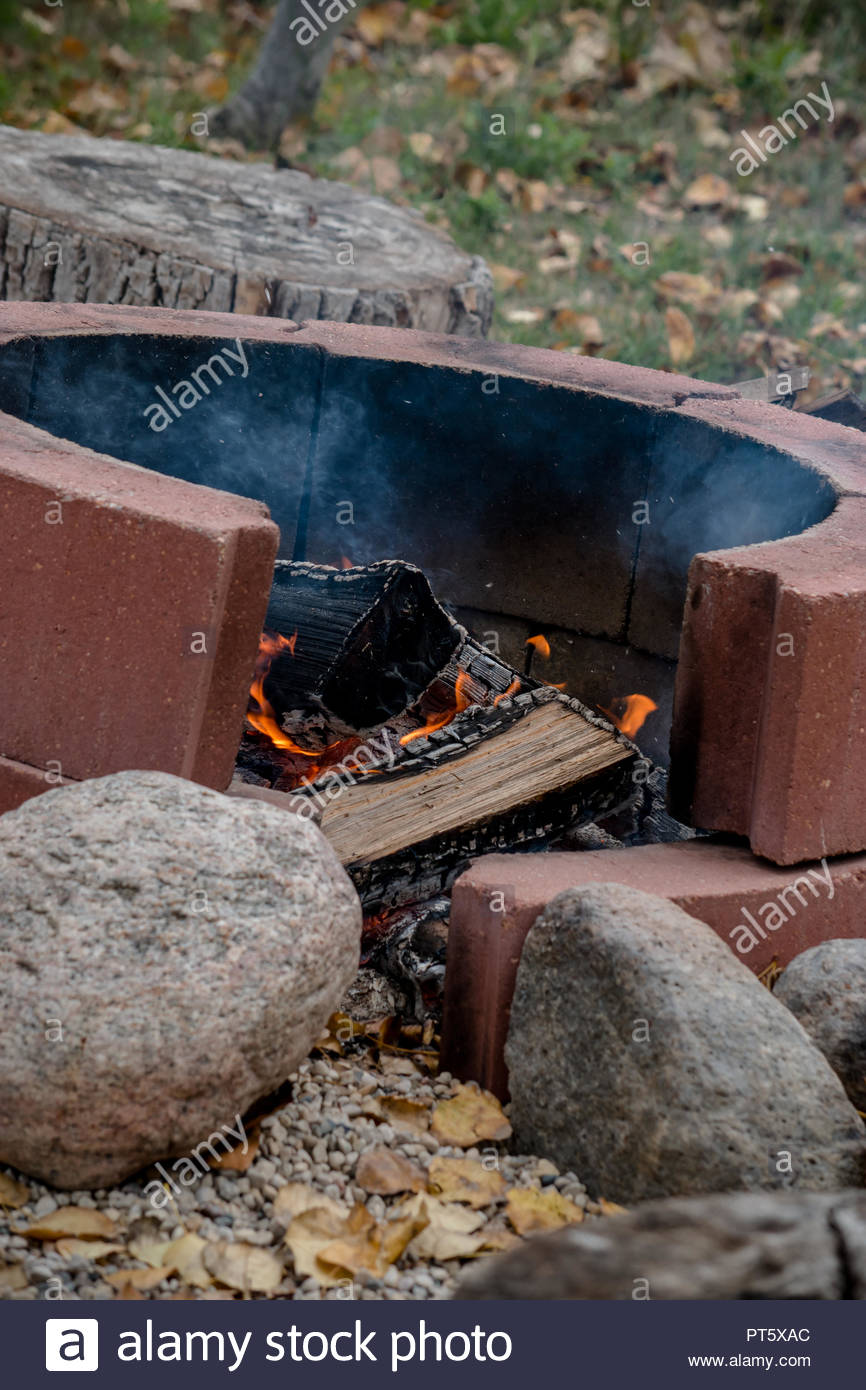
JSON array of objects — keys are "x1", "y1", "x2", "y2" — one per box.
[
  {"x1": 0, "y1": 770, "x2": 362, "y2": 1188},
  {"x1": 505, "y1": 884, "x2": 866, "y2": 1203},
  {"x1": 775, "y1": 940, "x2": 866, "y2": 1111}
]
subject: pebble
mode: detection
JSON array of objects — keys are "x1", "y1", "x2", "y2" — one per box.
[{"x1": 0, "y1": 1044, "x2": 604, "y2": 1302}]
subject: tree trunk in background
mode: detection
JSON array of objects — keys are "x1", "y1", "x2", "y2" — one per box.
[{"x1": 211, "y1": 0, "x2": 367, "y2": 150}]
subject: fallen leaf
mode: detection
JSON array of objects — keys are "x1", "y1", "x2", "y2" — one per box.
[
  {"x1": 455, "y1": 162, "x2": 488, "y2": 198},
  {"x1": 506, "y1": 1187, "x2": 585, "y2": 1235},
  {"x1": 284, "y1": 1206, "x2": 352, "y2": 1285},
  {"x1": 163, "y1": 1233, "x2": 212, "y2": 1289},
  {"x1": 273, "y1": 1184, "x2": 346, "y2": 1228},
  {"x1": 209, "y1": 1131, "x2": 260, "y2": 1173},
  {"x1": 665, "y1": 306, "x2": 696, "y2": 364},
  {"x1": 734, "y1": 193, "x2": 769, "y2": 222},
  {"x1": 127, "y1": 1237, "x2": 174, "y2": 1268},
  {"x1": 491, "y1": 264, "x2": 526, "y2": 293},
  {"x1": 655, "y1": 270, "x2": 720, "y2": 312},
  {"x1": 560, "y1": 11, "x2": 611, "y2": 85},
  {"x1": 103, "y1": 43, "x2": 139, "y2": 73},
  {"x1": 684, "y1": 173, "x2": 731, "y2": 208},
  {"x1": 355, "y1": 2, "x2": 404, "y2": 47},
  {"x1": 0, "y1": 1173, "x2": 29, "y2": 1209},
  {"x1": 55, "y1": 1239, "x2": 125, "y2": 1261},
  {"x1": 431, "y1": 1083, "x2": 512, "y2": 1148},
  {"x1": 702, "y1": 224, "x2": 733, "y2": 250},
  {"x1": 427, "y1": 1156, "x2": 506, "y2": 1209},
  {"x1": 105, "y1": 1267, "x2": 171, "y2": 1291},
  {"x1": 317, "y1": 1206, "x2": 427, "y2": 1280},
  {"x1": 400, "y1": 1194, "x2": 486, "y2": 1261},
  {"x1": 366, "y1": 1096, "x2": 431, "y2": 1134},
  {"x1": 0, "y1": 1264, "x2": 27, "y2": 1292},
  {"x1": 370, "y1": 156, "x2": 401, "y2": 194},
  {"x1": 21, "y1": 1207, "x2": 119, "y2": 1241},
  {"x1": 761, "y1": 252, "x2": 804, "y2": 281},
  {"x1": 477, "y1": 1223, "x2": 521, "y2": 1253},
  {"x1": 203, "y1": 1241, "x2": 284, "y2": 1294},
  {"x1": 21, "y1": 8, "x2": 57, "y2": 35},
  {"x1": 503, "y1": 307, "x2": 545, "y2": 325},
  {"x1": 114, "y1": 1282, "x2": 146, "y2": 1300},
  {"x1": 599, "y1": 1198, "x2": 629, "y2": 1216},
  {"x1": 66, "y1": 84, "x2": 126, "y2": 117},
  {"x1": 356, "y1": 1147, "x2": 425, "y2": 1196}
]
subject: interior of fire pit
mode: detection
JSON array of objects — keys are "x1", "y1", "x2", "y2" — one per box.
[{"x1": 0, "y1": 331, "x2": 836, "y2": 764}]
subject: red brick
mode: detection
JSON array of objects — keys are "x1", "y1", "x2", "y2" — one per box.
[
  {"x1": 0, "y1": 412, "x2": 278, "y2": 797},
  {"x1": 440, "y1": 843, "x2": 866, "y2": 1098},
  {"x1": 671, "y1": 498, "x2": 866, "y2": 864}
]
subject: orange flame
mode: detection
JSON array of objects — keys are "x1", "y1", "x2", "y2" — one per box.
[
  {"x1": 248, "y1": 630, "x2": 318, "y2": 755},
  {"x1": 493, "y1": 677, "x2": 521, "y2": 706},
  {"x1": 400, "y1": 670, "x2": 473, "y2": 746},
  {"x1": 526, "y1": 634, "x2": 551, "y2": 659},
  {"x1": 599, "y1": 693, "x2": 658, "y2": 739},
  {"x1": 340, "y1": 556, "x2": 353, "y2": 570}
]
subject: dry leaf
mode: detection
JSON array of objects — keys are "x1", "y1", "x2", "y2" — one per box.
[
  {"x1": 0, "y1": 1173, "x2": 29, "y2": 1209},
  {"x1": 366, "y1": 1096, "x2": 431, "y2": 1134},
  {"x1": 491, "y1": 264, "x2": 526, "y2": 293},
  {"x1": 400, "y1": 1194, "x2": 486, "y2": 1261},
  {"x1": 284, "y1": 1206, "x2": 352, "y2": 1285},
  {"x1": 55, "y1": 1239, "x2": 125, "y2": 1261},
  {"x1": 665, "y1": 306, "x2": 696, "y2": 364},
  {"x1": 734, "y1": 193, "x2": 769, "y2": 221},
  {"x1": 599, "y1": 1198, "x2": 629, "y2": 1216},
  {"x1": 654, "y1": 270, "x2": 719, "y2": 311},
  {"x1": 105, "y1": 1267, "x2": 171, "y2": 1291},
  {"x1": 506, "y1": 1186, "x2": 584, "y2": 1235},
  {"x1": 21, "y1": 1207, "x2": 118, "y2": 1241},
  {"x1": 355, "y1": 2, "x2": 404, "y2": 47},
  {"x1": 370, "y1": 156, "x2": 401, "y2": 194},
  {"x1": 60, "y1": 34, "x2": 88, "y2": 59},
  {"x1": 356, "y1": 1147, "x2": 425, "y2": 1196},
  {"x1": 209, "y1": 1132, "x2": 260, "y2": 1173},
  {"x1": 103, "y1": 43, "x2": 139, "y2": 73},
  {"x1": 127, "y1": 1237, "x2": 174, "y2": 1268},
  {"x1": 432, "y1": 1084, "x2": 512, "y2": 1147},
  {"x1": 317, "y1": 1207, "x2": 427, "y2": 1280},
  {"x1": 477, "y1": 1223, "x2": 521, "y2": 1253},
  {"x1": 503, "y1": 307, "x2": 545, "y2": 326},
  {"x1": 427, "y1": 1156, "x2": 506, "y2": 1209},
  {"x1": 0, "y1": 1264, "x2": 27, "y2": 1292},
  {"x1": 203, "y1": 1241, "x2": 283, "y2": 1294},
  {"x1": 115, "y1": 1282, "x2": 146, "y2": 1300},
  {"x1": 560, "y1": 11, "x2": 611, "y2": 85},
  {"x1": 163, "y1": 1233, "x2": 212, "y2": 1289},
  {"x1": 684, "y1": 173, "x2": 731, "y2": 208},
  {"x1": 273, "y1": 1184, "x2": 346, "y2": 1228}
]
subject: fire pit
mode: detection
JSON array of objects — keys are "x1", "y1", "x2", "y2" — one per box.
[{"x1": 2, "y1": 302, "x2": 865, "y2": 1093}]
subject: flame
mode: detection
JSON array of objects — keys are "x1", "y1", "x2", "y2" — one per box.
[
  {"x1": 599, "y1": 693, "x2": 658, "y2": 739},
  {"x1": 493, "y1": 677, "x2": 521, "y2": 705},
  {"x1": 340, "y1": 556, "x2": 353, "y2": 570},
  {"x1": 526, "y1": 634, "x2": 551, "y2": 659},
  {"x1": 248, "y1": 630, "x2": 318, "y2": 755},
  {"x1": 400, "y1": 670, "x2": 473, "y2": 746}
]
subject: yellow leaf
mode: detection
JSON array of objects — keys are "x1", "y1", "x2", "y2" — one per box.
[
  {"x1": 317, "y1": 1207, "x2": 427, "y2": 1280},
  {"x1": 0, "y1": 1264, "x2": 27, "y2": 1292},
  {"x1": 654, "y1": 271, "x2": 719, "y2": 311},
  {"x1": 491, "y1": 264, "x2": 526, "y2": 293},
  {"x1": 203, "y1": 1241, "x2": 284, "y2": 1294},
  {"x1": 356, "y1": 1147, "x2": 425, "y2": 1196},
  {"x1": 163, "y1": 1233, "x2": 212, "y2": 1289},
  {"x1": 284, "y1": 1206, "x2": 353, "y2": 1286},
  {"x1": 209, "y1": 1131, "x2": 260, "y2": 1173},
  {"x1": 127, "y1": 1237, "x2": 174, "y2": 1268},
  {"x1": 684, "y1": 173, "x2": 731, "y2": 208},
  {"x1": 21, "y1": 1207, "x2": 119, "y2": 1241},
  {"x1": 427, "y1": 1156, "x2": 506, "y2": 1209},
  {"x1": 273, "y1": 1184, "x2": 346, "y2": 1228},
  {"x1": 55, "y1": 1239, "x2": 125, "y2": 1261},
  {"x1": 366, "y1": 1096, "x2": 431, "y2": 1134},
  {"x1": 506, "y1": 1187, "x2": 584, "y2": 1236},
  {"x1": 665, "y1": 306, "x2": 696, "y2": 365},
  {"x1": 399, "y1": 1194, "x2": 486, "y2": 1261},
  {"x1": 105, "y1": 1267, "x2": 171, "y2": 1291},
  {"x1": 599, "y1": 1198, "x2": 629, "y2": 1216},
  {"x1": 0, "y1": 1173, "x2": 29, "y2": 1209},
  {"x1": 431, "y1": 1083, "x2": 512, "y2": 1148}
]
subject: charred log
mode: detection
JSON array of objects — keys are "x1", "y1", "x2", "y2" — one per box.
[{"x1": 260, "y1": 560, "x2": 463, "y2": 750}]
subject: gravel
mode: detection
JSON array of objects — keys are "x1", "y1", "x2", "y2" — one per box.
[{"x1": 0, "y1": 1044, "x2": 598, "y2": 1302}]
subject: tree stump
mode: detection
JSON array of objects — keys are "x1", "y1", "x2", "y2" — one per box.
[{"x1": 0, "y1": 125, "x2": 493, "y2": 336}]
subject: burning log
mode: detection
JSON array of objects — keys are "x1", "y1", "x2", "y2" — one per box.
[{"x1": 255, "y1": 560, "x2": 463, "y2": 751}]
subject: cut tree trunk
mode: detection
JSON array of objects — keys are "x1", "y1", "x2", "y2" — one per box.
[
  {"x1": 0, "y1": 125, "x2": 492, "y2": 335},
  {"x1": 209, "y1": 0, "x2": 367, "y2": 150}
]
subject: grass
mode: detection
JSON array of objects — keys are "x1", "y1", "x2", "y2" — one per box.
[{"x1": 1, "y1": 0, "x2": 865, "y2": 396}]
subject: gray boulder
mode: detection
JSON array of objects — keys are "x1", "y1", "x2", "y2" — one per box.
[
  {"x1": 775, "y1": 940, "x2": 866, "y2": 1111},
  {"x1": 505, "y1": 885, "x2": 866, "y2": 1203},
  {"x1": 0, "y1": 771, "x2": 361, "y2": 1188},
  {"x1": 459, "y1": 1190, "x2": 866, "y2": 1299}
]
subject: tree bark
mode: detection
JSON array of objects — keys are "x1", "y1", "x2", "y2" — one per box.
[{"x1": 210, "y1": 0, "x2": 368, "y2": 150}]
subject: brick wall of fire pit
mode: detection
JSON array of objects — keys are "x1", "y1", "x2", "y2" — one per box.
[{"x1": 2, "y1": 303, "x2": 866, "y2": 1087}]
